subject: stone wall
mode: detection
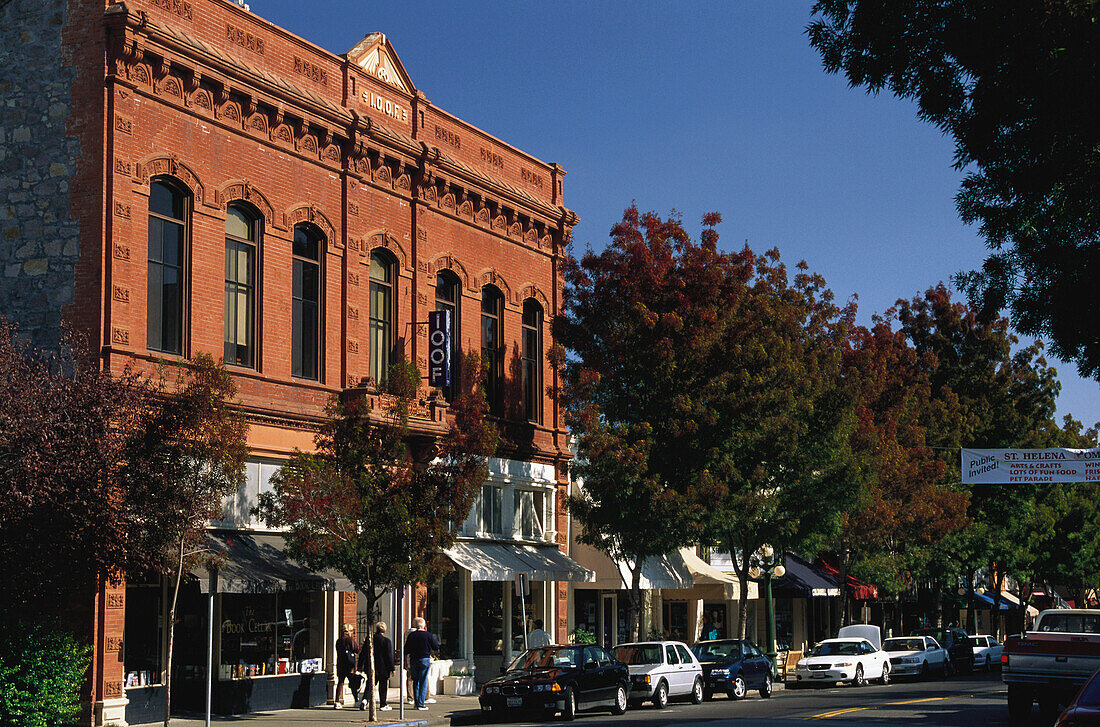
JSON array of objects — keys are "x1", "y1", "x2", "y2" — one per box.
[{"x1": 0, "y1": 0, "x2": 81, "y2": 351}]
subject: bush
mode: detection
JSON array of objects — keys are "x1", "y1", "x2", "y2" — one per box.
[
  {"x1": 0, "y1": 618, "x2": 89, "y2": 727},
  {"x1": 570, "y1": 627, "x2": 596, "y2": 645}
]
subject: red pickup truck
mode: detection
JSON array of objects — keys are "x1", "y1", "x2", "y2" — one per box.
[{"x1": 1002, "y1": 609, "x2": 1100, "y2": 720}]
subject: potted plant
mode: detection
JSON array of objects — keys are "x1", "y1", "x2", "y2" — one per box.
[{"x1": 441, "y1": 665, "x2": 476, "y2": 696}]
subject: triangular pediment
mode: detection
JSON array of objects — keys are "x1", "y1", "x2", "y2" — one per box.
[{"x1": 346, "y1": 32, "x2": 413, "y2": 95}]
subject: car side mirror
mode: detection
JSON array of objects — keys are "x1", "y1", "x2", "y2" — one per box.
[{"x1": 584, "y1": 660, "x2": 598, "y2": 670}]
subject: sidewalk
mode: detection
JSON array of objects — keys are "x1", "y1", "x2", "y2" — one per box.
[{"x1": 160, "y1": 694, "x2": 484, "y2": 727}]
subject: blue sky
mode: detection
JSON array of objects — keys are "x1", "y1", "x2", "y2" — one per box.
[{"x1": 249, "y1": 0, "x2": 1100, "y2": 430}]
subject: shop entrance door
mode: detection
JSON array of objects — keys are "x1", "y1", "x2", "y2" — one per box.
[{"x1": 601, "y1": 594, "x2": 616, "y2": 650}]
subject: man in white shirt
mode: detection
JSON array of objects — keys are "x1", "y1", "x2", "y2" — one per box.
[{"x1": 527, "y1": 619, "x2": 552, "y2": 648}]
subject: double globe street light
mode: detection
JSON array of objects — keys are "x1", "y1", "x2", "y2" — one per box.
[{"x1": 748, "y1": 545, "x2": 786, "y2": 678}]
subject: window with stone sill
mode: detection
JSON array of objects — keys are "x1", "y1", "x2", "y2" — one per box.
[{"x1": 147, "y1": 178, "x2": 188, "y2": 355}]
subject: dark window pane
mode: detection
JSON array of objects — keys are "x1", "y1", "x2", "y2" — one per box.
[
  {"x1": 149, "y1": 181, "x2": 183, "y2": 219},
  {"x1": 163, "y1": 222, "x2": 183, "y2": 267},
  {"x1": 148, "y1": 262, "x2": 163, "y2": 350},
  {"x1": 148, "y1": 218, "x2": 164, "y2": 263}
]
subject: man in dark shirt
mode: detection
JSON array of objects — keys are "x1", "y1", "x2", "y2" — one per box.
[{"x1": 404, "y1": 617, "x2": 440, "y2": 710}]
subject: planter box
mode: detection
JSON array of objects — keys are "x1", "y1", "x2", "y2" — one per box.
[{"x1": 441, "y1": 675, "x2": 476, "y2": 696}]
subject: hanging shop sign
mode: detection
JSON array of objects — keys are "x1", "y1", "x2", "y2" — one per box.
[
  {"x1": 428, "y1": 309, "x2": 452, "y2": 388},
  {"x1": 961, "y1": 448, "x2": 1100, "y2": 484}
]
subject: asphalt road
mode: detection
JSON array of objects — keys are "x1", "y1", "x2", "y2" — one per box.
[{"x1": 460, "y1": 670, "x2": 1061, "y2": 727}]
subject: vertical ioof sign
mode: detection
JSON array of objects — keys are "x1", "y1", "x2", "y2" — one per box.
[{"x1": 428, "y1": 309, "x2": 452, "y2": 388}]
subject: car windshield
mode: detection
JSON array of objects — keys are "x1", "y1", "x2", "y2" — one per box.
[
  {"x1": 1078, "y1": 674, "x2": 1100, "y2": 707},
  {"x1": 884, "y1": 638, "x2": 925, "y2": 652},
  {"x1": 614, "y1": 645, "x2": 662, "y2": 665},
  {"x1": 968, "y1": 637, "x2": 986, "y2": 647},
  {"x1": 808, "y1": 641, "x2": 860, "y2": 657},
  {"x1": 915, "y1": 629, "x2": 948, "y2": 644},
  {"x1": 1037, "y1": 614, "x2": 1100, "y2": 634},
  {"x1": 508, "y1": 647, "x2": 580, "y2": 671},
  {"x1": 692, "y1": 641, "x2": 742, "y2": 660}
]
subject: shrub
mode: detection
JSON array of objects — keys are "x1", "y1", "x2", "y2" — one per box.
[
  {"x1": 570, "y1": 627, "x2": 596, "y2": 645},
  {"x1": 0, "y1": 618, "x2": 89, "y2": 727}
]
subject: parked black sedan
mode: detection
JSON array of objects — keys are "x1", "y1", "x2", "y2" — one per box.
[
  {"x1": 479, "y1": 644, "x2": 630, "y2": 721},
  {"x1": 690, "y1": 639, "x2": 774, "y2": 700}
]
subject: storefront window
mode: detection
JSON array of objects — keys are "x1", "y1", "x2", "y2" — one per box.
[
  {"x1": 573, "y1": 590, "x2": 598, "y2": 640},
  {"x1": 125, "y1": 581, "x2": 164, "y2": 687},
  {"x1": 662, "y1": 601, "x2": 688, "y2": 642},
  {"x1": 427, "y1": 571, "x2": 462, "y2": 658},
  {"x1": 219, "y1": 591, "x2": 323, "y2": 678},
  {"x1": 775, "y1": 598, "x2": 793, "y2": 652},
  {"x1": 473, "y1": 581, "x2": 503, "y2": 655},
  {"x1": 511, "y1": 581, "x2": 544, "y2": 652}
]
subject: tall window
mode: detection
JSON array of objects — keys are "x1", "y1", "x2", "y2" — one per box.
[
  {"x1": 477, "y1": 484, "x2": 503, "y2": 535},
  {"x1": 522, "y1": 299, "x2": 543, "y2": 423},
  {"x1": 435, "y1": 271, "x2": 460, "y2": 400},
  {"x1": 147, "y1": 180, "x2": 186, "y2": 354},
  {"x1": 292, "y1": 225, "x2": 321, "y2": 380},
  {"x1": 224, "y1": 204, "x2": 258, "y2": 367},
  {"x1": 369, "y1": 251, "x2": 394, "y2": 385},
  {"x1": 481, "y1": 285, "x2": 503, "y2": 416}
]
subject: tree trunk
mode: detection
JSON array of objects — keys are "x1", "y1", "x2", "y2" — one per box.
[
  {"x1": 364, "y1": 587, "x2": 378, "y2": 722},
  {"x1": 163, "y1": 536, "x2": 186, "y2": 727},
  {"x1": 628, "y1": 561, "x2": 643, "y2": 643},
  {"x1": 839, "y1": 555, "x2": 850, "y2": 627},
  {"x1": 991, "y1": 566, "x2": 1005, "y2": 640}
]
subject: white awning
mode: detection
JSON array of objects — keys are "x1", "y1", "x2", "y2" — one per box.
[
  {"x1": 445, "y1": 541, "x2": 595, "y2": 582},
  {"x1": 569, "y1": 542, "x2": 755, "y2": 599}
]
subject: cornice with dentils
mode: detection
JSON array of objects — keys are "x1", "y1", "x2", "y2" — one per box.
[{"x1": 107, "y1": 3, "x2": 578, "y2": 229}]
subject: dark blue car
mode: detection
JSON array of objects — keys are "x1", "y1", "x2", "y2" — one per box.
[{"x1": 690, "y1": 639, "x2": 774, "y2": 700}]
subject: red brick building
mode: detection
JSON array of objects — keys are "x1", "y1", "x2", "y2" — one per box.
[{"x1": 0, "y1": 0, "x2": 586, "y2": 723}]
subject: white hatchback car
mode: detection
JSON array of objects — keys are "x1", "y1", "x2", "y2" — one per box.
[
  {"x1": 613, "y1": 641, "x2": 704, "y2": 708},
  {"x1": 883, "y1": 635, "x2": 949, "y2": 679},
  {"x1": 969, "y1": 634, "x2": 1003, "y2": 670},
  {"x1": 793, "y1": 625, "x2": 892, "y2": 687}
]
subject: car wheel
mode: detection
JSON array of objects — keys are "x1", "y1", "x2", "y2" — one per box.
[
  {"x1": 920, "y1": 661, "x2": 928, "y2": 679},
  {"x1": 759, "y1": 672, "x2": 772, "y2": 698},
  {"x1": 852, "y1": 664, "x2": 865, "y2": 687},
  {"x1": 1038, "y1": 695, "x2": 1060, "y2": 720},
  {"x1": 729, "y1": 673, "x2": 747, "y2": 700},
  {"x1": 984, "y1": 655, "x2": 990, "y2": 671},
  {"x1": 611, "y1": 685, "x2": 627, "y2": 715},
  {"x1": 879, "y1": 662, "x2": 890, "y2": 685},
  {"x1": 1007, "y1": 685, "x2": 1032, "y2": 721},
  {"x1": 691, "y1": 678, "x2": 704, "y2": 704},
  {"x1": 652, "y1": 680, "x2": 668, "y2": 709},
  {"x1": 562, "y1": 687, "x2": 577, "y2": 721},
  {"x1": 941, "y1": 659, "x2": 950, "y2": 679}
]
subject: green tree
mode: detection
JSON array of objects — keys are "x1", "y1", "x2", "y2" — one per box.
[
  {"x1": 894, "y1": 284, "x2": 1070, "y2": 631},
  {"x1": 808, "y1": 1, "x2": 1100, "y2": 381},
  {"x1": 255, "y1": 357, "x2": 496, "y2": 721}
]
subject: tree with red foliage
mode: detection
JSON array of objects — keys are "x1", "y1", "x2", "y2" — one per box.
[
  {"x1": 254, "y1": 356, "x2": 496, "y2": 721},
  {"x1": 838, "y1": 318, "x2": 968, "y2": 627},
  {"x1": 557, "y1": 206, "x2": 858, "y2": 641}
]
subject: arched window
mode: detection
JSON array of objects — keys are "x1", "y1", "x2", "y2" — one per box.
[
  {"x1": 522, "y1": 298, "x2": 543, "y2": 423},
  {"x1": 435, "y1": 270, "x2": 460, "y2": 400},
  {"x1": 292, "y1": 224, "x2": 322, "y2": 380},
  {"x1": 369, "y1": 250, "x2": 395, "y2": 385},
  {"x1": 224, "y1": 204, "x2": 260, "y2": 368},
  {"x1": 481, "y1": 285, "x2": 503, "y2": 416},
  {"x1": 147, "y1": 179, "x2": 188, "y2": 354}
]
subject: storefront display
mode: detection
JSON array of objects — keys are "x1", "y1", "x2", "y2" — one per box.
[
  {"x1": 510, "y1": 580, "x2": 544, "y2": 651},
  {"x1": 219, "y1": 591, "x2": 323, "y2": 678},
  {"x1": 427, "y1": 571, "x2": 462, "y2": 658}
]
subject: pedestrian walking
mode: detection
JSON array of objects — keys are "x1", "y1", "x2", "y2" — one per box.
[
  {"x1": 528, "y1": 619, "x2": 552, "y2": 647},
  {"x1": 334, "y1": 624, "x2": 360, "y2": 709},
  {"x1": 361, "y1": 622, "x2": 395, "y2": 711},
  {"x1": 404, "y1": 617, "x2": 440, "y2": 710}
]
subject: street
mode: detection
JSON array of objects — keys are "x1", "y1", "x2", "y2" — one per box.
[{"x1": 455, "y1": 672, "x2": 1055, "y2": 727}]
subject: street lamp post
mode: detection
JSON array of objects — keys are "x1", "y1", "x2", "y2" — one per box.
[{"x1": 749, "y1": 546, "x2": 786, "y2": 678}]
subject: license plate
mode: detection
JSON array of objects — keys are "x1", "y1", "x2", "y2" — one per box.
[
  {"x1": 812, "y1": 673, "x2": 826, "y2": 679},
  {"x1": 506, "y1": 697, "x2": 523, "y2": 707}
]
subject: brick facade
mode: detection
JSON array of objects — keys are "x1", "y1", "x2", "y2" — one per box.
[{"x1": 1, "y1": 0, "x2": 576, "y2": 723}]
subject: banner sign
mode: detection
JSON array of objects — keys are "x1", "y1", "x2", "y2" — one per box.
[
  {"x1": 427, "y1": 310, "x2": 452, "y2": 388},
  {"x1": 961, "y1": 448, "x2": 1100, "y2": 484}
]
